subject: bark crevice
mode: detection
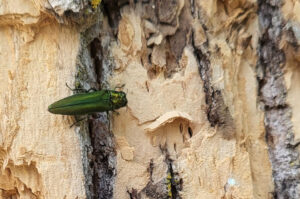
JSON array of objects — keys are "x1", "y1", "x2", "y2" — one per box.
[
  {"x1": 192, "y1": 32, "x2": 235, "y2": 139},
  {"x1": 86, "y1": 2, "x2": 123, "y2": 198},
  {"x1": 75, "y1": 5, "x2": 121, "y2": 197}
]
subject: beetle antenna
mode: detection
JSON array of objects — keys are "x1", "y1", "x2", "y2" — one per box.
[
  {"x1": 66, "y1": 83, "x2": 92, "y2": 93},
  {"x1": 65, "y1": 83, "x2": 74, "y2": 91},
  {"x1": 114, "y1": 84, "x2": 125, "y2": 90}
]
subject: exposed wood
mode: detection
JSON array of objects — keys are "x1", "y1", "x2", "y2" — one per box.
[{"x1": 1, "y1": 0, "x2": 300, "y2": 198}]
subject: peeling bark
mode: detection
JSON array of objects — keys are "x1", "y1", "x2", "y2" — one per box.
[
  {"x1": 257, "y1": 0, "x2": 300, "y2": 198},
  {"x1": 3, "y1": 0, "x2": 300, "y2": 198}
]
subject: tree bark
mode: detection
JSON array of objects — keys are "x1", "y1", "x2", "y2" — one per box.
[{"x1": 1, "y1": 0, "x2": 300, "y2": 198}]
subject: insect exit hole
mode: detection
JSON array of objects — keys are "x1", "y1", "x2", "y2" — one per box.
[{"x1": 188, "y1": 127, "x2": 193, "y2": 137}]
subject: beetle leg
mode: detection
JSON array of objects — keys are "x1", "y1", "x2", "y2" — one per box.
[
  {"x1": 87, "y1": 87, "x2": 98, "y2": 92},
  {"x1": 69, "y1": 116, "x2": 87, "y2": 128},
  {"x1": 288, "y1": 139, "x2": 300, "y2": 148},
  {"x1": 65, "y1": 83, "x2": 98, "y2": 93},
  {"x1": 112, "y1": 110, "x2": 120, "y2": 115},
  {"x1": 65, "y1": 83, "x2": 88, "y2": 93}
]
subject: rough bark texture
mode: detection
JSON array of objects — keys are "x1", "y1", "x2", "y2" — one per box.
[
  {"x1": 1, "y1": 0, "x2": 300, "y2": 199},
  {"x1": 257, "y1": 1, "x2": 300, "y2": 198}
]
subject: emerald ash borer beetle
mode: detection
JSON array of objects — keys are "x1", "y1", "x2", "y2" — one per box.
[{"x1": 48, "y1": 89, "x2": 128, "y2": 115}]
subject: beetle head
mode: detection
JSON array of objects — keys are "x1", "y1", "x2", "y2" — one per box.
[{"x1": 111, "y1": 91, "x2": 128, "y2": 110}]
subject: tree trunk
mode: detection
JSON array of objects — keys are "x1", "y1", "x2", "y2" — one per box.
[{"x1": 1, "y1": 0, "x2": 300, "y2": 198}]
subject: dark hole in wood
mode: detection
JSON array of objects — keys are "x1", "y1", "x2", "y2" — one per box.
[
  {"x1": 174, "y1": 143, "x2": 177, "y2": 152},
  {"x1": 188, "y1": 127, "x2": 193, "y2": 137}
]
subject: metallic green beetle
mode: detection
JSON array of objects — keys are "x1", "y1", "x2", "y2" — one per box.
[{"x1": 48, "y1": 90, "x2": 127, "y2": 115}]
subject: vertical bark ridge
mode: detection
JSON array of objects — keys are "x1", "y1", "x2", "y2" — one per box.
[{"x1": 257, "y1": 0, "x2": 300, "y2": 198}]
